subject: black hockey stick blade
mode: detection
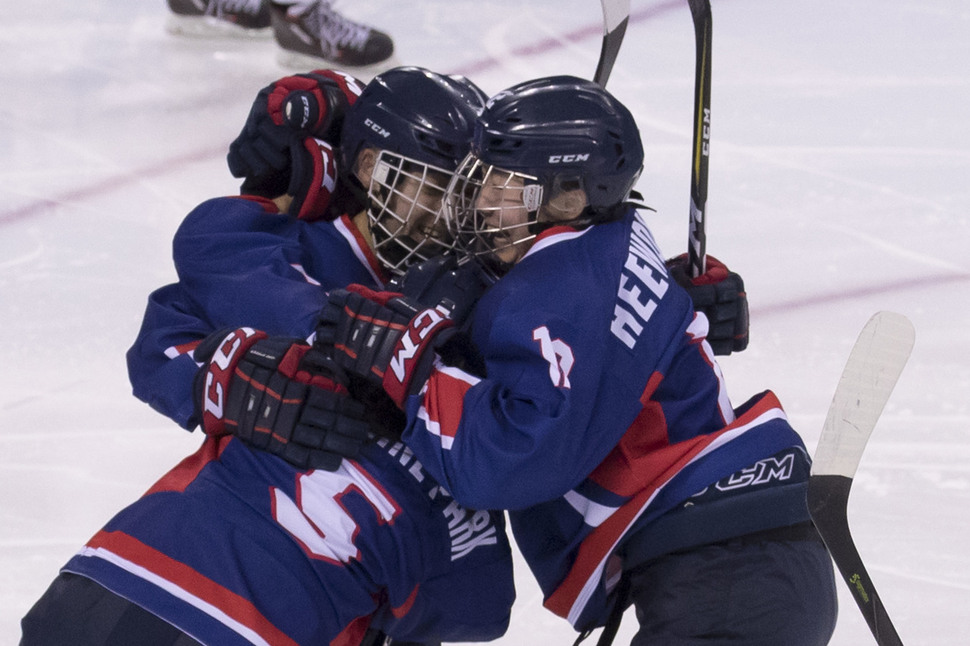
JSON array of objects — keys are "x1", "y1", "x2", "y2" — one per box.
[
  {"x1": 808, "y1": 311, "x2": 915, "y2": 646},
  {"x1": 686, "y1": 0, "x2": 712, "y2": 277},
  {"x1": 593, "y1": 0, "x2": 631, "y2": 87}
]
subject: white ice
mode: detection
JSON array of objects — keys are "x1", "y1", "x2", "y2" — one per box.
[{"x1": 2, "y1": 0, "x2": 968, "y2": 644}]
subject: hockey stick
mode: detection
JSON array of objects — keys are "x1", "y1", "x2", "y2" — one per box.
[
  {"x1": 686, "y1": 0, "x2": 712, "y2": 277},
  {"x1": 808, "y1": 311, "x2": 915, "y2": 646},
  {"x1": 593, "y1": 0, "x2": 631, "y2": 87}
]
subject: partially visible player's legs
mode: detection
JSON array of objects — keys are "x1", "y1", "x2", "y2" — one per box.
[
  {"x1": 166, "y1": 0, "x2": 273, "y2": 38},
  {"x1": 627, "y1": 523, "x2": 838, "y2": 646},
  {"x1": 165, "y1": 0, "x2": 395, "y2": 70},
  {"x1": 20, "y1": 572, "x2": 202, "y2": 646},
  {"x1": 268, "y1": 1, "x2": 395, "y2": 69}
]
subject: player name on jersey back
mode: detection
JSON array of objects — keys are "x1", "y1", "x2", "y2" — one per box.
[{"x1": 610, "y1": 211, "x2": 670, "y2": 349}]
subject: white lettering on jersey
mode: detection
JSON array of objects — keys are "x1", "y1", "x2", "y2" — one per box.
[
  {"x1": 610, "y1": 215, "x2": 669, "y2": 349},
  {"x1": 445, "y1": 504, "x2": 498, "y2": 560},
  {"x1": 379, "y1": 438, "x2": 500, "y2": 561},
  {"x1": 533, "y1": 326, "x2": 574, "y2": 388},
  {"x1": 272, "y1": 461, "x2": 400, "y2": 565}
]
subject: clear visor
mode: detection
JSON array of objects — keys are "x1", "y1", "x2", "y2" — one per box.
[
  {"x1": 367, "y1": 150, "x2": 456, "y2": 275},
  {"x1": 444, "y1": 153, "x2": 543, "y2": 275}
]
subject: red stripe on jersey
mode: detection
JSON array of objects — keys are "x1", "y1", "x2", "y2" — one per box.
[
  {"x1": 228, "y1": 194, "x2": 283, "y2": 213},
  {"x1": 333, "y1": 215, "x2": 389, "y2": 285},
  {"x1": 330, "y1": 614, "x2": 372, "y2": 646},
  {"x1": 143, "y1": 435, "x2": 230, "y2": 496},
  {"x1": 544, "y1": 432, "x2": 729, "y2": 620},
  {"x1": 86, "y1": 530, "x2": 300, "y2": 646},
  {"x1": 587, "y1": 372, "x2": 666, "y2": 496},
  {"x1": 421, "y1": 368, "x2": 477, "y2": 448},
  {"x1": 535, "y1": 224, "x2": 580, "y2": 240},
  {"x1": 544, "y1": 391, "x2": 787, "y2": 622},
  {"x1": 392, "y1": 584, "x2": 420, "y2": 618},
  {"x1": 168, "y1": 339, "x2": 202, "y2": 358}
]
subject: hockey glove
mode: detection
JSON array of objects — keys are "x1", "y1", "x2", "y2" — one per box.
[
  {"x1": 285, "y1": 136, "x2": 340, "y2": 221},
  {"x1": 193, "y1": 328, "x2": 375, "y2": 471},
  {"x1": 666, "y1": 254, "x2": 750, "y2": 355},
  {"x1": 227, "y1": 70, "x2": 363, "y2": 220},
  {"x1": 387, "y1": 254, "x2": 494, "y2": 326},
  {"x1": 317, "y1": 285, "x2": 456, "y2": 409}
]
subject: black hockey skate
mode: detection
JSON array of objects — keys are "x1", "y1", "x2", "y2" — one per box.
[
  {"x1": 166, "y1": 0, "x2": 272, "y2": 38},
  {"x1": 269, "y1": 1, "x2": 395, "y2": 71}
]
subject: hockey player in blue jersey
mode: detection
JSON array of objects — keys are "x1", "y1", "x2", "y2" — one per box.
[
  {"x1": 318, "y1": 77, "x2": 839, "y2": 645},
  {"x1": 20, "y1": 67, "x2": 515, "y2": 646}
]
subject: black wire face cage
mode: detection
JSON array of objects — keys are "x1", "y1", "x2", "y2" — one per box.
[
  {"x1": 366, "y1": 151, "x2": 456, "y2": 275},
  {"x1": 444, "y1": 153, "x2": 543, "y2": 276}
]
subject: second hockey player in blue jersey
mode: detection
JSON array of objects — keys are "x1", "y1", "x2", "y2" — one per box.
[{"x1": 320, "y1": 77, "x2": 839, "y2": 644}]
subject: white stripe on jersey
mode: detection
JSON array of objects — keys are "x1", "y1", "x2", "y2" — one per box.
[
  {"x1": 415, "y1": 363, "x2": 482, "y2": 450},
  {"x1": 564, "y1": 490, "x2": 618, "y2": 528},
  {"x1": 73, "y1": 546, "x2": 273, "y2": 646},
  {"x1": 332, "y1": 216, "x2": 384, "y2": 287},
  {"x1": 563, "y1": 406, "x2": 790, "y2": 626},
  {"x1": 687, "y1": 313, "x2": 735, "y2": 424},
  {"x1": 289, "y1": 263, "x2": 321, "y2": 286}
]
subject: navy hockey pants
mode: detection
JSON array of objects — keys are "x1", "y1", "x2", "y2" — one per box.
[
  {"x1": 20, "y1": 573, "x2": 202, "y2": 646},
  {"x1": 21, "y1": 572, "x2": 434, "y2": 646},
  {"x1": 627, "y1": 523, "x2": 838, "y2": 646}
]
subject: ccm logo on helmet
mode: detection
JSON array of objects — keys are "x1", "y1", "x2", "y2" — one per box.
[
  {"x1": 548, "y1": 153, "x2": 590, "y2": 163},
  {"x1": 365, "y1": 118, "x2": 391, "y2": 138}
]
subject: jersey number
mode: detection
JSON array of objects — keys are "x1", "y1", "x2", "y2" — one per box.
[
  {"x1": 272, "y1": 461, "x2": 401, "y2": 565},
  {"x1": 533, "y1": 326, "x2": 574, "y2": 388}
]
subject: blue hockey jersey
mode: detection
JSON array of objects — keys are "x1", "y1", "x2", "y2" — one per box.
[
  {"x1": 65, "y1": 435, "x2": 514, "y2": 645},
  {"x1": 402, "y1": 208, "x2": 813, "y2": 630},
  {"x1": 101, "y1": 194, "x2": 515, "y2": 644},
  {"x1": 127, "y1": 195, "x2": 387, "y2": 430}
]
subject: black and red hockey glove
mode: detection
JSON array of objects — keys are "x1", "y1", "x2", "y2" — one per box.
[
  {"x1": 227, "y1": 70, "x2": 363, "y2": 221},
  {"x1": 193, "y1": 328, "x2": 375, "y2": 471},
  {"x1": 316, "y1": 285, "x2": 456, "y2": 409},
  {"x1": 285, "y1": 136, "x2": 340, "y2": 221},
  {"x1": 666, "y1": 254, "x2": 749, "y2": 355}
]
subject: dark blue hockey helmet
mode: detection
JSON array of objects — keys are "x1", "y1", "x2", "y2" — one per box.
[
  {"x1": 338, "y1": 66, "x2": 488, "y2": 274},
  {"x1": 445, "y1": 76, "x2": 644, "y2": 274},
  {"x1": 473, "y1": 75, "x2": 643, "y2": 215},
  {"x1": 339, "y1": 66, "x2": 487, "y2": 176}
]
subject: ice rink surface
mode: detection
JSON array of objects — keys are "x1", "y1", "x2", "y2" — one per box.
[{"x1": 2, "y1": 0, "x2": 968, "y2": 643}]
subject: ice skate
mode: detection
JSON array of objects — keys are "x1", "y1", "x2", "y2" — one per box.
[
  {"x1": 166, "y1": 0, "x2": 273, "y2": 38},
  {"x1": 269, "y1": 1, "x2": 396, "y2": 72}
]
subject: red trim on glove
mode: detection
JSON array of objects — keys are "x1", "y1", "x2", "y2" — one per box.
[
  {"x1": 293, "y1": 137, "x2": 338, "y2": 221},
  {"x1": 266, "y1": 75, "x2": 330, "y2": 129},
  {"x1": 275, "y1": 343, "x2": 348, "y2": 394},
  {"x1": 344, "y1": 284, "x2": 403, "y2": 306},
  {"x1": 308, "y1": 69, "x2": 365, "y2": 107},
  {"x1": 668, "y1": 252, "x2": 730, "y2": 285},
  {"x1": 199, "y1": 328, "x2": 267, "y2": 436},
  {"x1": 690, "y1": 255, "x2": 729, "y2": 285},
  {"x1": 382, "y1": 307, "x2": 455, "y2": 408}
]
